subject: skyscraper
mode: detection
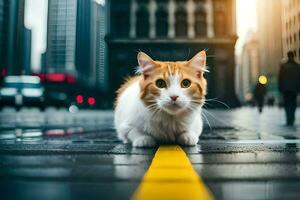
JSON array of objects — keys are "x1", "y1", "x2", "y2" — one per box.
[
  {"x1": 46, "y1": 0, "x2": 77, "y2": 74},
  {"x1": 75, "y1": 0, "x2": 91, "y2": 85},
  {"x1": 91, "y1": 1, "x2": 107, "y2": 91},
  {"x1": 0, "y1": 0, "x2": 26, "y2": 76},
  {"x1": 23, "y1": 27, "x2": 31, "y2": 74}
]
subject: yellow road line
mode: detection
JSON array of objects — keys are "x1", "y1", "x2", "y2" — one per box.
[{"x1": 132, "y1": 145, "x2": 214, "y2": 200}]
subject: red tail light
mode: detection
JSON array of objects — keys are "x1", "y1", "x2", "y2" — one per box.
[
  {"x1": 1, "y1": 68, "x2": 6, "y2": 77},
  {"x1": 76, "y1": 95, "x2": 84, "y2": 104},
  {"x1": 88, "y1": 97, "x2": 96, "y2": 105},
  {"x1": 46, "y1": 73, "x2": 65, "y2": 82}
]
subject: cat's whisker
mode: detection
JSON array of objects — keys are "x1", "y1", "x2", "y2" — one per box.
[
  {"x1": 145, "y1": 100, "x2": 158, "y2": 103},
  {"x1": 203, "y1": 101, "x2": 214, "y2": 108},
  {"x1": 202, "y1": 109, "x2": 230, "y2": 128},
  {"x1": 151, "y1": 107, "x2": 162, "y2": 117},
  {"x1": 187, "y1": 106, "x2": 199, "y2": 115},
  {"x1": 204, "y1": 98, "x2": 230, "y2": 109},
  {"x1": 201, "y1": 111, "x2": 212, "y2": 131},
  {"x1": 146, "y1": 103, "x2": 157, "y2": 107},
  {"x1": 145, "y1": 103, "x2": 163, "y2": 117},
  {"x1": 146, "y1": 104, "x2": 158, "y2": 112},
  {"x1": 189, "y1": 100, "x2": 203, "y2": 105},
  {"x1": 145, "y1": 104, "x2": 158, "y2": 112},
  {"x1": 187, "y1": 104, "x2": 196, "y2": 112},
  {"x1": 188, "y1": 103, "x2": 201, "y2": 113},
  {"x1": 145, "y1": 103, "x2": 155, "y2": 108},
  {"x1": 202, "y1": 109, "x2": 219, "y2": 123},
  {"x1": 204, "y1": 97, "x2": 219, "y2": 101}
]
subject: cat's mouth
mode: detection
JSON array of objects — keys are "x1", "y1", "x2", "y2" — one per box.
[
  {"x1": 169, "y1": 102, "x2": 181, "y2": 108},
  {"x1": 163, "y1": 102, "x2": 186, "y2": 114}
]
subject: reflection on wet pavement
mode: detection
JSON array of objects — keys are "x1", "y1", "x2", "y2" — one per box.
[{"x1": 0, "y1": 109, "x2": 300, "y2": 200}]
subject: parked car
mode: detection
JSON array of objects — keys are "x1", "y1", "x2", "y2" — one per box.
[
  {"x1": 0, "y1": 76, "x2": 45, "y2": 110},
  {"x1": 34, "y1": 73, "x2": 75, "y2": 108}
]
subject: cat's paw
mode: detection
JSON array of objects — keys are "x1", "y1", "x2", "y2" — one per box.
[
  {"x1": 132, "y1": 135, "x2": 157, "y2": 148},
  {"x1": 176, "y1": 132, "x2": 199, "y2": 146}
]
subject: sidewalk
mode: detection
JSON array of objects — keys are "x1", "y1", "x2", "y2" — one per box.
[{"x1": 203, "y1": 106, "x2": 300, "y2": 139}]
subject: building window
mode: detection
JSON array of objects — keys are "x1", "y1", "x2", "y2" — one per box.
[
  {"x1": 114, "y1": 10, "x2": 130, "y2": 38},
  {"x1": 175, "y1": 9, "x2": 188, "y2": 37},
  {"x1": 136, "y1": 8, "x2": 150, "y2": 38},
  {"x1": 194, "y1": 9, "x2": 207, "y2": 37},
  {"x1": 156, "y1": 8, "x2": 168, "y2": 37},
  {"x1": 214, "y1": 10, "x2": 227, "y2": 36}
]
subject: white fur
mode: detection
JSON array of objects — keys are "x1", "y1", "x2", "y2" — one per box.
[{"x1": 114, "y1": 76, "x2": 203, "y2": 147}]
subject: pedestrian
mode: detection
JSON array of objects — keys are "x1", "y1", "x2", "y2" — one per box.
[
  {"x1": 278, "y1": 51, "x2": 300, "y2": 126},
  {"x1": 253, "y1": 77, "x2": 267, "y2": 113}
]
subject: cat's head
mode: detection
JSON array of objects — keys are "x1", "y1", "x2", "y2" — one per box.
[{"x1": 138, "y1": 51, "x2": 208, "y2": 115}]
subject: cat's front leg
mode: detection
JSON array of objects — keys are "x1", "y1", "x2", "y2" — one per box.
[
  {"x1": 128, "y1": 128, "x2": 157, "y2": 147},
  {"x1": 176, "y1": 131, "x2": 199, "y2": 146}
]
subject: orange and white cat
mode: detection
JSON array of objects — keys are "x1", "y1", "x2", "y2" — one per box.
[{"x1": 114, "y1": 51, "x2": 208, "y2": 147}]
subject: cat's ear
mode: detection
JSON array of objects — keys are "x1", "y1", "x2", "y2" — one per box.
[
  {"x1": 137, "y1": 52, "x2": 156, "y2": 75},
  {"x1": 188, "y1": 50, "x2": 209, "y2": 73}
]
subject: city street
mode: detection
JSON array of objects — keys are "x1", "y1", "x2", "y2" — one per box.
[
  {"x1": 1, "y1": 0, "x2": 300, "y2": 199},
  {"x1": 0, "y1": 107, "x2": 299, "y2": 200}
]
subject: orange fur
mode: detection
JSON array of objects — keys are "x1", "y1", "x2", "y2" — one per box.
[
  {"x1": 116, "y1": 58, "x2": 207, "y2": 107},
  {"x1": 139, "y1": 60, "x2": 207, "y2": 106}
]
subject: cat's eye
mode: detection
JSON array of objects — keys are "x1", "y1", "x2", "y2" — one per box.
[
  {"x1": 155, "y1": 79, "x2": 166, "y2": 88},
  {"x1": 181, "y1": 79, "x2": 191, "y2": 88}
]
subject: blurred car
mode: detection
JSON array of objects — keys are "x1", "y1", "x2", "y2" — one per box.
[
  {"x1": 0, "y1": 76, "x2": 45, "y2": 110},
  {"x1": 35, "y1": 73, "x2": 75, "y2": 108}
]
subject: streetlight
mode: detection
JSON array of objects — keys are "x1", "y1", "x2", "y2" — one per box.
[{"x1": 258, "y1": 75, "x2": 268, "y2": 85}]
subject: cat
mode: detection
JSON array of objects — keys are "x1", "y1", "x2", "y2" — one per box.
[{"x1": 114, "y1": 51, "x2": 208, "y2": 147}]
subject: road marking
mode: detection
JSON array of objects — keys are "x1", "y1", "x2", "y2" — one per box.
[{"x1": 132, "y1": 145, "x2": 213, "y2": 200}]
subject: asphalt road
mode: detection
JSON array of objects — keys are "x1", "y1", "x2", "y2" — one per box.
[{"x1": 0, "y1": 107, "x2": 299, "y2": 200}]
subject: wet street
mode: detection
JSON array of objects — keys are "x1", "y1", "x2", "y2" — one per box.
[{"x1": 0, "y1": 107, "x2": 300, "y2": 200}]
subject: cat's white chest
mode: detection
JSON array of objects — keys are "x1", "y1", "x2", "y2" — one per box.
[{"x1": 144, "y1": 112, "x2": 189, "y2": 142}]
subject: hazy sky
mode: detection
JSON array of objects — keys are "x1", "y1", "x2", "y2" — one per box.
[
  {"x1": 236, "y1": 0, "x2": 257, "y2": 53},
  {"x1": 236, "y1": 0, "x2": 257, "y2": 36},
  {"x1": 24, "y1": 0, "x2": 48, "y2": 72}
]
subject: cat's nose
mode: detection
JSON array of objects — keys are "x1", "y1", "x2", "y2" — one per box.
[{"x1": 170, "y1": 95, "x2": 179, "y2": 101}]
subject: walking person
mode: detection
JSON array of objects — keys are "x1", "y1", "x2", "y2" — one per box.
[
  {"x1": 253, "y1": 77, "x2": 267, "y2": 113},
  {"x1": 278, "y1": 51, "x2": 300, "y2": 126}
]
